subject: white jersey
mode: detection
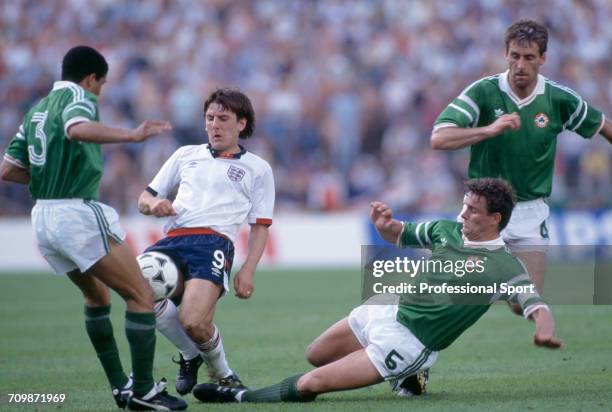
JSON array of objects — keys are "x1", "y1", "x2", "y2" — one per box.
[{"x1": 147, "y1": 144, "x2": 275, "y2": 243}]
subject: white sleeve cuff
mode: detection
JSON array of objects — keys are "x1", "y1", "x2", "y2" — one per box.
[
  {"x1": 593, "y1": 114, "x2": 606, "y2": 137},
  {"x1": 64, "y1": 117, "x2": 91, "y2": 138},
  {"x1": 3, "y1": 154, "x2": 27, "y2": 169},
  {"x1": 432, "y1": 123, "x2": 459, "y2": 131},
  {"x1": 395, "y1": 221, "x2": 405, "y2": 247},
  {"x1": 523, "y1": 303, "x2": 550, "y2": 319}
]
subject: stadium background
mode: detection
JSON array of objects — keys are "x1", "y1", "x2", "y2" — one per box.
[
  {"x1": 1, "y1": 0, "x2": 611, "y2": 217},
  {"x1": 1, "y1": 0, "x2": 610, "y2": 269},
  {"x1": 0, "y1": 1, "x2": 611, "y2": 411}
]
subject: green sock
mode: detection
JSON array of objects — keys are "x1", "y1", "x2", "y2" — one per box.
[
  {"x1": 84, "y1": 305, "x2": 128, "y2": 389},
  {"x1": 242, "y1": 374, "x2": 316, "y2": 402},
  {"x1": 125, "y1": 311, "x2": 156, "y2": 396}
]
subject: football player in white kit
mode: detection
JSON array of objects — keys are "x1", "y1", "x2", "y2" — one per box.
[{"x1": 138, "y1": 89, "x2": 275, "y2": 396}]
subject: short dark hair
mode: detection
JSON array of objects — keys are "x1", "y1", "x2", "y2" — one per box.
[
  {"x1": 203, "y1": 88, "x2": 255, "y2": 139},
  {"x1": 505, "y1": 19, "x2": 548, "y2": 55},
  {"x1": 465, "y1": 178, "x2": 517, "y2": 231},
  {"x1": 61, "y1": 45, "x2": 109, "y2": 83}
]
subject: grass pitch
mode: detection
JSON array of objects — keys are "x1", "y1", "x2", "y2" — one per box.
[{"x1": 0, "y1": 269, "x2": 611, "y2": 411}]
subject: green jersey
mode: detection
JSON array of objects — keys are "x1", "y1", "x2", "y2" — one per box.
[
  {"x1": 4, "y1": 81, "x2": 103, "y2": 200},
  {"x1": 396, "y1": 220, "x2": 545, "y2": 351},
  {"x1": 434, "y1": 72, "x2": 604, "y2": 201}
]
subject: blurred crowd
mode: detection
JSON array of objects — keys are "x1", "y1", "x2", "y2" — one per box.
[{"x1": 1, "y1": 0, "x2": 610, "y2": 216}]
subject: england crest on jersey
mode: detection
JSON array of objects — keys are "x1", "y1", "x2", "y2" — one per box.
[{"x1": 227, "y1": 165, "x2": 246, "y2": 182}]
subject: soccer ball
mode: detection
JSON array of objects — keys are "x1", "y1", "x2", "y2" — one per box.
[{"x1": 137, "y1": 252, "x2": 180, "y2": 301}]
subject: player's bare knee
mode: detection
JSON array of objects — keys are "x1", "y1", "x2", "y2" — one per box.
[
  {"x1": 305, "y1": 343, "x2": 324, "y2": 366},
  {"x1": 297, "y1": 372, "x2": 325, "y2": 394},
  {"x1": 180, "y1": 315, "x2": 205, "y2": 340},
  {"x1": 296, "y1": 373, "x2": 313, "y2": 392}
]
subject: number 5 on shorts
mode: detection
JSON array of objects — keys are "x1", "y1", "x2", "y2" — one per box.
[{"x1": 385, "y1": 349, "x2": 405, "y2": 370}]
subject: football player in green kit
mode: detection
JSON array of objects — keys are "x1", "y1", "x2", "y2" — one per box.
[
  {"x1": 191, "y1": 178, "x2": 562, "y2": 404},
  {"x1": 1, "y1": 46, "x2": 186, "y2": 411},
  {"x1": 430, "y1": 19, "x2": 612, "y2": 311}
]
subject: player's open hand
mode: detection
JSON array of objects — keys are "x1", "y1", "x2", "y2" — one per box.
[
  {"x1": 150, "y1": 198, "x2": 177, "y2": 217},
  {"x1": 532, "y1": 308, "x2": 563, "y2": 349},
  {"x1": 131, "y1": 120, "x2": 173, "y2": 142},
  {"x1": 534, "y1": 332, "x2": 563, "y2": 349},
  {"x1": 485, "y1": 112, "x2": 521, "y2": 137},
  {"x1": 234, "y1": 268, "x2": 255, "y2": 299}
]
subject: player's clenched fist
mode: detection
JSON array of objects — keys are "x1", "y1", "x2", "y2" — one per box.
[
  {"x1": 234, "y1": 268, "x2": 255, "y2": 299},
  {"x1": 150, "y1": 198, "x2": 177, "y2": 217},
  {"x1": 485, "y1": 112, "x2": 521, "y2": 137},
  {"x1": 370, "y1": 201, "x2": 405, "y2": 244}
]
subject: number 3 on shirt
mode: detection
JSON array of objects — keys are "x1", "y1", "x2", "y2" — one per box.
[{"x1": 28, "y1": 111, "x2": 49, "y2": 166}]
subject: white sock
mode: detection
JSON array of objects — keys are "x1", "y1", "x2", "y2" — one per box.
[
  {"x1": 197, "y1": 324, "x2": 233, "y2": 379},
  {"x1": 154, "y1": 299, "x2": 200, "y2": 360}
]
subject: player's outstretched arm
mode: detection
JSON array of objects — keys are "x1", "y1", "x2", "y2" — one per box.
[
  {"x1": 68, "y1": 120, "x2": 172, "y2": 143},
  {"x1": 137, "y1": 190, "x2": 176, "y2": 217},
  {"x1": 234, "y1": 224, "x2": 269, "y2": 299},
  {"x1": 430, "y1": 113, "x2": 521, "y2": 150},
  {"x1": 0, "y1": 159, "x2": 30, "y2": 184},
  {"x1": 599, "y1": 117, "x2": 612, "y2": 144},
  {"x1": 370, "y1": 201, "x2": 403, "y2": 245},
  {"x1": 529, "y1": 307, "x2": 563, "y2": 349}
]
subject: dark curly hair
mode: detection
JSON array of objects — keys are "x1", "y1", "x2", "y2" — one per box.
[
  {"x1": 465, "y1": 178, "x2": 517, "y2": 231},
  {"x1": 203, "y1": 88, "x2": 255, "y2": 139},
  {"x1": 505, "y1": 19, "x2": 548, "y2": 55},
  {"x1": 62, "y1": 45, "x2": 108, "y2": 83}
]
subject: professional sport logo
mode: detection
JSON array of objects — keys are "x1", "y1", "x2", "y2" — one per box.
[
  {"x1": 534, "y1": 113, "x2": 549, "y2": 128},
  {"x1": 227, "y1": 165, "x2": 246, "y2": 182}
]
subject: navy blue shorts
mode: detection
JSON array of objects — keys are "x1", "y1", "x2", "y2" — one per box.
[{"x1": 144, "y1": 233, "x2": 234, "y2": 292}]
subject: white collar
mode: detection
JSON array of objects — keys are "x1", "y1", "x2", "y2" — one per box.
[
  {"x1": 462, "y1": 235, "x2": 505, "y2": 250},
  {"x1": 52, "y1": 80, "x2": 83, "y2": 92},
  {"x1": 498, "y1": 70, "x2": 545, "y2": 109}
]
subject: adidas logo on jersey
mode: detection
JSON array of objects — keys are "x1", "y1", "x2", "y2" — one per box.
[{"x1": 494, "y1": 108, "x2": 504, "y2": 117}]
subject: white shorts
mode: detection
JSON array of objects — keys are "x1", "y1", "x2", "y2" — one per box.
[
  {"x1": 31, "y1": 199, "x2": 126, "y2": 274},
  {"x1": 501, "y1": 198, "x2": 550, "y2": 252},
  {"x1": 348, "y1": 303, "x2": 438, "y2": 390}
]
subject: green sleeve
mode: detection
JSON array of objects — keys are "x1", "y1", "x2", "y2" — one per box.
[
  {"x1": 4, "y1": 122, "x2": 29, "y2": 168},
  {"x1": 558, "y1": 86, "x2": 604, "y2": 139},
  {"x1": 495, "y1": 257, "x2": 548, "y2": 317},
  {"x1": 61, "y1": 96, "x2": 98, "y2": 135},
  {"x1": 434, "y1": 79, "x2": 485, "y2": 129},
  {"x1": 504, "y1": 273, "x2": 548, "y2": 317},
  {"x1": 400, "y1": 221, "x2": 436, "y2": 248}
]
